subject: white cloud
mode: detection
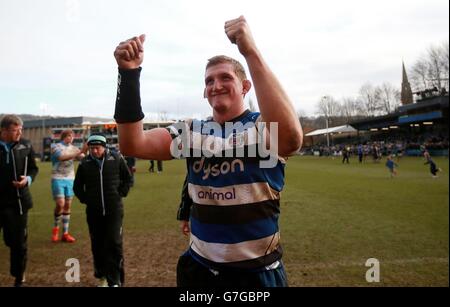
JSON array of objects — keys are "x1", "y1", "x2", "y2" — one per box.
[{"x1": 0, "y1": 0, "x2": 448, "y2": 117}]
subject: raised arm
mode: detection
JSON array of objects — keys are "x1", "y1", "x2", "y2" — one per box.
[
  {"x1": 225, "y1": 16, "x2": 303, "y2": 156},
  {"x1": 113, "y1": 34, "x2": 173, "y2": 160},
  {"x1": 117, "y1": 124, "x2": 172, "y2": 160},
  {"x1": 57, "y1": 147, "x2": 81, "y2": 161}
]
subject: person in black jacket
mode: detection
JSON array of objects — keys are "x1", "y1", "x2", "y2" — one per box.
[
  {"x1": 73, "y1": 134, "x2": 132, "y2": 287},
  {"x1": 177, "y1": 174, "x2": 192, "y2": 236},
  {"x1": 0, "y1": 114, "x2": 39, "y2": 287}
]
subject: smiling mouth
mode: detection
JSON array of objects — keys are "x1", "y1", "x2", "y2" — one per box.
[{"x1": 212, "y1": 92, "x2": 228, "y2": 97}]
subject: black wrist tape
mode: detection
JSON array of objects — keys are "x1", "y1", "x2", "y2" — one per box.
[
  {"x1": 177, "y1": 203, "x2": 191, "y2": 221},
  {"x1": 114, "y1": 67, "x2": 145, "y2": 123}
]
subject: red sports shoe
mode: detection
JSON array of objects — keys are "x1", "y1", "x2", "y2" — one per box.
[
  {"x1": 61, "y1": 233, "x2": 76, "y2": 243},
  {"x1": 52, "y1": 227, "x2": 60, "y2": 242}
]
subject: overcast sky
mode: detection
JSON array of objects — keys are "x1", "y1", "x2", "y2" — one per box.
[{"x1": 0, "y1": 0, "x2": 448, "y2": 120}]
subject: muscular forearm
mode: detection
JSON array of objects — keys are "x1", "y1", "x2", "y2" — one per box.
[
  {"x1": 113, "y1": 62, "x2": 173, "y2": 160},
  {"x1": 244, "y1": 52, "x2": 303, "y2": 156},
  {"x1": 118, "y1": 123, "x2": 173, "y2": 160},
  {"x1": 117, "y1": 121, "x2": 145, "y2": 156},
  {"x1": 225, "y1": 15, "x2": 302, "y2": 156}
]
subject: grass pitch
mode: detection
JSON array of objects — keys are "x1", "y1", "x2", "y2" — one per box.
[{"x1": 0, "y1": 156, "x2": 448, "y2": 286}]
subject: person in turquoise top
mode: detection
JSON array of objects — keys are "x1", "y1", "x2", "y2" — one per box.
[{"x1": 50, "y1": 129, "x2": 86, "y2": 243}]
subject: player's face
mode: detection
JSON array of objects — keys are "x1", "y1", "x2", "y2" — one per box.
[
  {"x1": 204, "y1": 63, "x2": 244, "y2": 113},
  {"x1": 2, "y1": 124, "x2": 22, "y2": 143},
  {"x1": 63, "y1": 134, "x2": 74, "y2": 144},
  {"x1": 89, "y1": 145, "x2": 105, "y2": 158}
]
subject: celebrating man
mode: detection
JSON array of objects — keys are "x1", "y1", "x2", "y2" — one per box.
[{"x1": 113, "y1": 16, "x2": 302, "y2": 287}]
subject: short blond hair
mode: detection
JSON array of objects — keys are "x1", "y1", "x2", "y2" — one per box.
[{"x1": 206, "y1": 55, "x2": 247, "y2": 81}]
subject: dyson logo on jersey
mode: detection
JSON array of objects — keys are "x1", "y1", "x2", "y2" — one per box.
[
  {"x1": 193, "y1": 157, "x2": 244, "y2": 180},
  {"x1": 169, "y1": 120, "x2": 278, "y2": 168}
]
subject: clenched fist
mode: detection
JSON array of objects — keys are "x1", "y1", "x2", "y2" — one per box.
[
  {"x1": 225, "y1": 16, "x2": 258, "y2": 57},
  {"x1": 114, "y1": 34, "x2": 146, "y2": 70}
]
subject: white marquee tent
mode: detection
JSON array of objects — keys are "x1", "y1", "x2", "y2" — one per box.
[{"x1": 305, "y1": 124, "x2": 357, "y2": 137}]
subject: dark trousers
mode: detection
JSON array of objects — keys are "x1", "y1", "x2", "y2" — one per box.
[
  {"x1": 430, "y1": 161, "x2": 438, "y2": 175},
  {"x1": 128, "y1": 169, "x2": 135, "y2": 187},
  {"x1": 149, "y1": 160, "x2": 154, "y2": 172},
  {"x1": 342, "y1": 155, "x2": 349, "y2": 164},
  {"x1": 0, "y1": 208, "x2": 28, "y2": 280},
  {"x1": 86, "y1": 210, "x2": 124, "y2": 286},
  {"x1": 177, "y1": 253, "x2": 288, "y2": 287},
  {"x1": 157, "y1": 160, "x2": 163, "y2": 172},
  {"x1": 149, "y1": 160, "x2": 163, "y2": 172}
]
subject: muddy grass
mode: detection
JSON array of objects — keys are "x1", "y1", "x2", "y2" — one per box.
[{"x1": 0, "y1": 230, "x2": 188, "y2": 287}]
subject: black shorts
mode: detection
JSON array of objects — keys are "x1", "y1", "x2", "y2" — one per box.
[{"x1": 176, "y1": 252, "x2": 288, "y2": 287}]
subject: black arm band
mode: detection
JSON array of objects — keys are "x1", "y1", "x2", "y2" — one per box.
[
  {"x1": 176, "y1": 200, "x2": 192, "y2": 221},
  {"x1": 176, "y1": 176, "x2": 192, "y2": 221},
  {"x1": 114, "y1": 67, "x2": 145, "y2": 123}
]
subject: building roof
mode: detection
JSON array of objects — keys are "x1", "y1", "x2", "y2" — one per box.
[
  {"x1": 23, "y1": 116, "x2": 112, "y2": 129},
  {"x1": 398, "y1": 95, "x2": 448, "y2": 112},
  {"x1": 349, "y1": 112, "x2": 401, "y2": 130},
  {"x1": 305, "y1": 125, "x2": 357, "y2": 137},
  {"x1": 23, "y1": 116, "x2": 176, "y2": 129},
  {"x1": 350, "y1": 95, "x2": 448, "y2": 130}
]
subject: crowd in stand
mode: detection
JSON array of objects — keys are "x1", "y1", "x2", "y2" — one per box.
[{"x1": 301, "y1": 134, "x2": 449, "y2": 159}]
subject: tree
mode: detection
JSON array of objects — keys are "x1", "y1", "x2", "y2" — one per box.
[
  {"x1": 316, "y1": 96, "x2": 340, "y2": 118},
  {"x1": 340, "y1": 96, "x2": 363, "y2": 122},
  {"x1": 316, "y1": 95, "x2": 341, "y2": 128},
  {"x1": 442, "y1": 42, "x2": 449, "y2": 76},
  {"x1": 428, "y1": 44, "x2": 445, "y2": 90},
  {"x1": 410, "y1": 41, "x2": 449, "y2": 92},
  {"x1": 410, "y1": 58, "x2": 429, "y2": 90},
  {"x1": 359, "y1": 83, "x2": 382, "y2": 116},
  {"x1": 296, "y1": 108, "x2": 307, "y2": 121},
  {"x1": 375, "y1": 82, "x2": 400, "y2": 114}
]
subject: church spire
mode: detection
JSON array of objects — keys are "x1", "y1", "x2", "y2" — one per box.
[{"x1": 401, "y1": 61, "x2": 413, "y2": 105}]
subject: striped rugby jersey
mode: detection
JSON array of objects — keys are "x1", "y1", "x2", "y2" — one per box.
[
  {"x1": 168, "y1": 110, "x2": 286, "y2": 271},
  {"x1": 51, "y1": 142, "x2": 76, "y2": 180}
]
